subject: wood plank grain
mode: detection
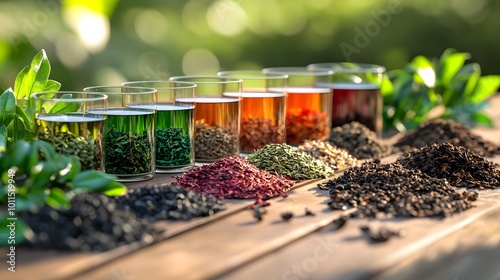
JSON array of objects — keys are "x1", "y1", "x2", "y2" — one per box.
[
  {"x1": 218, "y1": 194, "x2": 500, "y2": 280},
  {"x1": 62, "y1": 185, "x2": 500, "y2": 280},
  {"x1": 0, "y1": 174, "x2": 325, "y2": 280}
]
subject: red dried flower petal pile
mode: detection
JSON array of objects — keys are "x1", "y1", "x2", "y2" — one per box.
[{"x1": 173, "y1": 156, "x2": 295, "y2": 199}]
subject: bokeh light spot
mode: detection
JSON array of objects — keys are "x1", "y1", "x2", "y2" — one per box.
[
  {"x1": 55, "y1": 33, "x2": 89, "y2": 68},
  {"x1": 63, "y1": 6, "x2": 109, "y2": 53},
  {"x1": 135, "y1": 9, "x2": 168, "y2": 45},
  {"x1": 94, "y1": 67, "x2": 126, "y2": 86},
  {"x1": 207, "y1": 0, "x2": 247, "y2": 36},
  {"x1": 182, "y1": 48, "x2": 220, "y2": 75}
]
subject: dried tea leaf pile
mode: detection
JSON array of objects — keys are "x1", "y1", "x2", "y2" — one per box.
[
  {"x1": 297, "y1": 140, "x2": 359, "y2": 170},
  {"x1": 328, "y1": 122, "x2": 392, "y2": 159},
  {"x1": 397, "y1": 143, "x2": 500, "y2": 189},
  {"x1": 247, "y1": 143, "x2": 335, "y2": 180},
  {"x1": 173, "y1": 156, "x2": 295, "y2": 199},
  {"x1": 112, "y1": 184, "x2": 226, "y2": 221},
  {"x1": 394, "y1": 119, "x2": 500, "y2": 157},
  {"x1": 22, "y1": 193, "x2": 163, "y2": 252},
  {"x1": 321, "y1": 162, "x2": 478, "y2": 219}
]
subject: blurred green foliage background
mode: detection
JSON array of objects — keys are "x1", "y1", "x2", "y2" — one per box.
[{"x1": 0, "y1": 0, "x2": 499, "y2": 91}]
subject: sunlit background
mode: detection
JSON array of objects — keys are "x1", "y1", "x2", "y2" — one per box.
[{"x1": 0, "y1": 0, "x2": 499, "y2": 91}]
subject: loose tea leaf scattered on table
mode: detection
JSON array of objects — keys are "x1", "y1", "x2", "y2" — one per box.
[
  {"x1": 240, "y1": 118, "x2": 285, "y2": 152},
  {"x1": 247, "y1": 143, "x2": 335, "y2": 180},
  {"x1": 394, "y1": 119, "x2": 500, "y2": 157},
  {"x1": 397, "y1": 143, "x2": 500, "y2": 189},
  {"x1": 304, "y1": 208, "x2": 315, "y2": 216},
  {"x1": 297, "y1": 140, "x2": 359, "y2": 170},
  {"x1": 173, "y1": 156, "x2": 295, "y2": 199},
  {"x1": 286, "y1": 108, "x2": 329, "y2": 145},
  {"x1": 194, "y1": 121, "x2": 238, "y2": 160},
  {"x1": 104, "y1": 128, "x2": 152, "y2": 174},
  {"x1": 320, "y1": 161, "x2": 478, "y2": 219},
  {"x1": 328, "y1": 121, "x2": 392, "y2": 159},
  {"x1": 156, "y1": 128, "x2": 191, "y2": 167},
  {"x1": 281, "y1": 212, "x2": 294, "y2": 221},
  {"x1": 21, "y1": 192, "x2": 163, "y2": 252},
  {"x1": 360, "y1": 225, "x2": 405, "y2": 243},
  {"x1": 38, "y1": 129, "x2": 98, "y2": 170},
  {"x1": 112, "y1": 184, "x2": 226, "y2": 221}
]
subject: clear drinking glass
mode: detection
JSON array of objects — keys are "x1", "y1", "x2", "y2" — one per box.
[
  {"x1": 216, "y1": 71, "x2": 287, "y2": 154},
  {"x1": 122, "y1": 81, "x2": 196, "y2": 173},
  {"x1": 169, "y1": 76, "x2": 242, "y2": 162},
  {"x1": 262, "y1": 67, "x2": 333, "y2": 146},
  {"x1": 32, "y1": 91, "x2": 107, "y2": 171},
  {"x1": 307, "y1": 62, "x2": 385, "y2": 137},
  {"x1": 83, "y1": 86, "x2": 157, "y2": 182}
]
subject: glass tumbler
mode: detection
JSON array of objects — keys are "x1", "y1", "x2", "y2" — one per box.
[
  {"x1": 217, "y1": 71, "x2": 287, "y2": 154},
  {"x1": 32, "y1": 91, "x2": 107, "y2": 171},
  {"x1": 307, "y1": 62, "x2": 385, "y2": 137},
  {"x1": 262, "y1": 67, "x2": 333, "y2": 146},
  {"x1": 169, "y1": 76, "x2": 242, "y2": 162},
  {"x1": 84, "y1": 86, "x2": 157, "y2": 182},
  {"x1": 122, "y1": 81, "x2": 196, "y2": 173}
]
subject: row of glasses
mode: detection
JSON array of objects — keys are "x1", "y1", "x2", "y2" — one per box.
[{"x1": 31, "y1": 62, "x2": 385, "y2": 182}]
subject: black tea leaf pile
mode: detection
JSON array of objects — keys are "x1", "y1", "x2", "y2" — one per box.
[
  {"x1": 394, "y1": 119, "x2": 500, "y2": 157},
  {"x1": 22, "y1": 193, "x2": 163, "y2": 252}
]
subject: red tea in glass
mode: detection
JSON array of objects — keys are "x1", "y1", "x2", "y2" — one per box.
[
  {"x1": 272, "y1": 86, "x2": 331, "y2": 145},
  {"x1": 330, "y1": 83, "x2": 382, "y2": 136}
]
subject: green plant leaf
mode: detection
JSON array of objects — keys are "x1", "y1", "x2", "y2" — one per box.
[
  {"x1": 101, "y1": 181, "x2": 128, "y2": 196},
  {"x1": 72, "y1": 171, "x2": 116, "y2": 191},
  {"x1": 392, "y1": 72, "x2": 414, "y2": 104},
  {"x1": 410, "y1": 55, "x2": 436, "y2": 88},
  {"x1": 1, "y1": 140, "x2": 30, "y2": 171},
  {"x1": 44, "y1": 80, "x2": 61, "y2": 92},
  {"x1": 468, "y1": 75, "x2": 500, "y2": 103},
  {"x1": 16, "y1": 195, "x2": 42, "y2": 212},
  {"x1": 0, "y1": 89, "x2": 16, "y2": 126},
  {"x1": 7, "y1": 116, "x2": 31, "y2": 144},
  {"x1": 380, "y1": 73, "x2": 393, "y2": 99},
  {"x1": 27, "y1": 161, "x2": 57, "y2": 191},
  {"x1": 49, "y1": 94, "x2": 81, "y2": 114},
  {"x1": 13, "y1": 66, "x2": 29, "y2": 99},
  {"x1": 56, "y1": 156, "x2": 81, "y2": 182},
  {"x1": 15, "y1": 105, "x2": 36, "y2": 134},
  {"x1": 445, "y1": 102, "x2": 490, "y2": 127},
  {"x1": 449, "y1": 63, "x2": 481, "y2": 103},
  {"x1": 13, "y1": 50, "x2": 51, "y2": 99},
  {"x1": 0, "y1": 133, "x2": 6, "y2": 155},
  {"x1": 0, "y1": 213, "x2": 27, "y2": 247},
  {"x1": 32, "y1": 140, "x2": 59, "y2": 163},
  {"x1": 472, "y1": 112, "x2": 494, "y2": 127},
  {"x1": 45, "y1": 187, "x2": 71, "y2": 209},
  {"x1": 436, "y1": 49, "x2": 470, "y2": 87}
]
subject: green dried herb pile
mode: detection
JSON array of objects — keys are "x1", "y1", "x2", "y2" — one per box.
[{"x1": 247, "y1": 143, "x2": 335, "y2": 180}]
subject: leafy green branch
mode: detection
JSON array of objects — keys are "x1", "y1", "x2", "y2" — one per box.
[
  {"x1": 383, "y1": 48, "x2": 500, "y2": 132},
  {"x1": 0, "y1": 49, "x2": 61, "y2": 145},
  {"x1": 0, "y1": 137, "x2": 127, "y2": 246},
  {"x1": 0, "y1": 50, "x2": 128, "y2": 247}
]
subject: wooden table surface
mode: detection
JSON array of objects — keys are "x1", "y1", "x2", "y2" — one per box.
[{"x1": 2, "y1": 98, "x2": 500, "y2": 280}]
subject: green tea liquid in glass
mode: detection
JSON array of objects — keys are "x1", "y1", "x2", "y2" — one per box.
[{"x1": 36, "y1": 114, "x2": 104, "y2": 170}]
